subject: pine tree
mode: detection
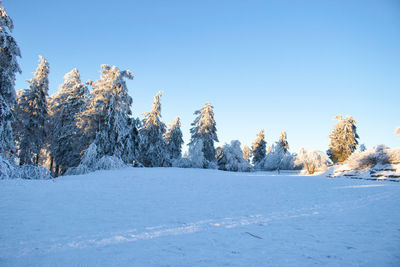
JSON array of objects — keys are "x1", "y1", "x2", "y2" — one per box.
[
  {"x1": 251, "y1": 129, "x2": 266, "y2": 167},
  {"x1": 14, "y1": 56, "x2": 49, "y2": 165},
  {"x1": 121, "y1": 117, "x2": 141, "y2": 164},
  {"x1": 164, "y1": 117, "x2": 184, "y2": 160},
  {"x1": 138, "y1": 91, "x2": 169, "y2": 167},
  {"x1": 242, "y1": 144, "x2": 251, "y2": 163},
  {"x1": 189, "y1": 102, "x2": 218, "y2": 166},
  {"x1": 83, "y1": 65, "x2": 133, "y2": 160},
  {"x1": 48, "y1": 69, "x2": 88, "y2": 175},
  {"x1": 0, "y1": 7, "x2": 21, "y2": 156},
  {"x1": 327, "y1": 115, "x2": 359, "y2": 163},
  {"x1": 277, "y1": 131, "x2": 289, "y2": 154}
]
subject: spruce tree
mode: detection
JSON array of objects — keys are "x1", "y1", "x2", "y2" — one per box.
[
  {"x1": 277, "y1": 131, "x2": 289, "y2": 154},
  {"x1": 251, "y1": 129, "x2": 266, "y2": 167},
  {"x1": 83, "y1": 65, "x2": 133, "y2": 160},
  {"x1": 327, "y1": 115, "x2": 359, "y2": 163},
  {"x1": 164, "y1": 117, "x2": 184, "y2": 160},
  {"x1": 189, "y1": 102, "x2": 218, "y2": 166},
  {"x1": 138, "y1": 91, "x2": 169, "y2": 167},
  {"x1": 0, "y1": 7, "x2": 21, "y2": 156},
  {"x1": 14, "y1": 56, "x2": 49, "y2": 165},
  {"x1": 48, "y1": 69, "x2": 88, "y2": 175}
]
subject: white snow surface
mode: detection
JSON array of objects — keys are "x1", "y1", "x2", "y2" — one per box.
[{"x1": 1, "y1": 168, "x2": 399, "y2": 266}]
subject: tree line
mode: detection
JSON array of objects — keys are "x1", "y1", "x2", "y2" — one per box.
[{"x1": 0, "y1": 7, "x2": 366, "y2": 178}]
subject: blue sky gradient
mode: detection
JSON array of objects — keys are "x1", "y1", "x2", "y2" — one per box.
[{"x1": 5, "y1": 0, "x2": 400, "y2": 152}]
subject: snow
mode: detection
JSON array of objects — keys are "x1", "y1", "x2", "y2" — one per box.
[{"x1": 1, "y1": 168, "x2": 399, "y2": 266}]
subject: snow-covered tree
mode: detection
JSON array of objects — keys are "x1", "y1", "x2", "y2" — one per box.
[
  {"x1": 138, "y1": 91, "x2": 169, "y2": 167},
  {"x1": 82, "y1": 65, "x2": 134, "y2": 160},
  {"x1": 121, "y1": 117, "x2": 141, "y2": 165},
  {"x1": 251, "y1": 129, "x2": 266, "y2": 168},
  {"x1": 48, "y1": 69, "x2": 88, "y2": 176},
  {"x1": 164, "y1": 117, "x2": 184, "y2": 161},
  {"x1": 242, "y1": 144, "x2": 251, "y2": 163},
  {"x1": 295, "y1": 148, "x2": 330, "y2": 175},
  {"x1": 189, "y1": 102, "x2": 218, "y2": 167},
  {"x1": 327, "y1": 115, "x2": 359, "y2": 163},
  {"x1": 188, "y1": 139, "x2": 205, "y2": 168},
  {"x1": 14, "y1": 56, "x2": 49, "y2": 165},
  {"x1": 277, "y1": 131, "x2": 289, "y2": 154},
  {"x1": 260, "y1": 131, "x2": 294, "y2": 171},
  {"x1": 0, "y1": 7, "x2": 21, "y2": 156},
  {"x1": 217, "y1": 140, "x2": 252, "y2": 172}
]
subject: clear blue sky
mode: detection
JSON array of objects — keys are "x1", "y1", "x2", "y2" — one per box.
[{"x1": 5, "y1": 0, "x2": 400, "y2": 153}]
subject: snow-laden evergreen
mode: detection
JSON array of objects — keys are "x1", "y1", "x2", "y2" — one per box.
[
  {"x1": 258, "y1": 131, "x2": 294, "y2": 171},
  {"x1": 295, "y1": 148, "x2": 330, "y2": 174},
  {"x1": 188, "y1": 139, "x2": 205, "y2": 168},
  {"x1": 251, "y1": 129, "x2": 266, "y2": 168},
  {"x1": 48, "y1": 69, "x2": 88, "y2": 176},
  {"x1": 0, "y1": 7, "x2": 21, "y2": 156},
  {"x1": 217, "y1": 140, "x2": 252, "y2": 172},
  {"x1": 164, "y1": 117, "x2": 184, "y2": 161},
  {"x1": 14, "y1": 56, "x2": 49, "y2": 165},
  {"x1": 82, "y1": 65, "x2": 134, "y2": 160},
  {"x1": 242, "y1": 144, "x2": 251, "y2": 163},
  {"x1": 189, "y1": 102, "x2": 218, "y2": 168},
  {"x1": 121, "y1": 117, "x2": 141, "y2": 165},
  {"x1": 327, "y1": 115, "x2": 359, "y2": 163},
  {"x1": 138, "y1": 91, "x2": 169, "y2": 167}
]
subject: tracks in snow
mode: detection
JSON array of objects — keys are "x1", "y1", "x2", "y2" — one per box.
[{"x1": 0, "y1": 191, "x2": 393, "y2": 258}]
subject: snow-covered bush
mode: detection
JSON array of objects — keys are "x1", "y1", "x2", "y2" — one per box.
[
  {"x1": 66, "y1": 143, "x2": 126, "y2": 175},
  {"x1": 171, "y1": 157, "x2": 192, "y2": 168},
  {"x1": 343, "y1": 145, "x2": 400, "y2": 171},
  {"x1": 217, "y1": 140, "x2": 252, "y2": 172},
  {"x1": 294, "y1": 148, "x2": 330, "y2": 174},
  {"x1": 0, "y1": 155, "x2": 18, "y2": 179},
  {"x1": 1, "y1": 155, "x2": 52, "y2": 179},
  {"x1": 259, "y1": 145, "x2": 294, "y2": 171},
  {"x1": 19, "y1": 165, "x2": 52, "y2": 180}
]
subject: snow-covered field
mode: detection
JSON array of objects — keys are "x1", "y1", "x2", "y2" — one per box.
[{"x1": 1, "y1": 168, "x2": 399, "y2": 266}]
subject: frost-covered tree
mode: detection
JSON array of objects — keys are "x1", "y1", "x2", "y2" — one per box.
[
  {"x1": 83, "y1": 65, "x2": 134, "y2": 160},
  {"x1": 295, "y1": 148, "x2": 330, "y2": 175},
  {"x1": 242, "y1": 144, "x2": 251, "y2": 163},
  {"x1": 48, "y1": 69, "x2": 88, "y2": 175},
  {"x1": 0, "y1": 7, "x2": 21, "y2": 156},
  {"x1": 188, "y1": 139, "x2": 205, "y2": 168},
  {"x1": 327, "y1": 115, "x2": 359, "y2": 163},
  {"x1": 164, "y1": 117, "x2": 184, "y2": 161},
  {"x1": 251, "y1": 129, "x2": 266, "y2": 167},
  {"x1": 121, "y1": 117, "x2": 141, "y2": 165},
  {"x1": 260, "y1": 131, "x2": 293, "y2": 171},
  {"x1": 217, "y1": 140, "x2": 252, "y2": 172},
  {"x1": 14, "y1": 56, "x2": 49, "y2": 165},
  {"x1": 189, "y1": 102, "x2": 218, "y2": 167},
  {"x1": 277, "y1": 131, "x2": 289, "y2": 154},
  {"x1": 138, "y1": 91, "x2": 169, "y2": 167}
]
